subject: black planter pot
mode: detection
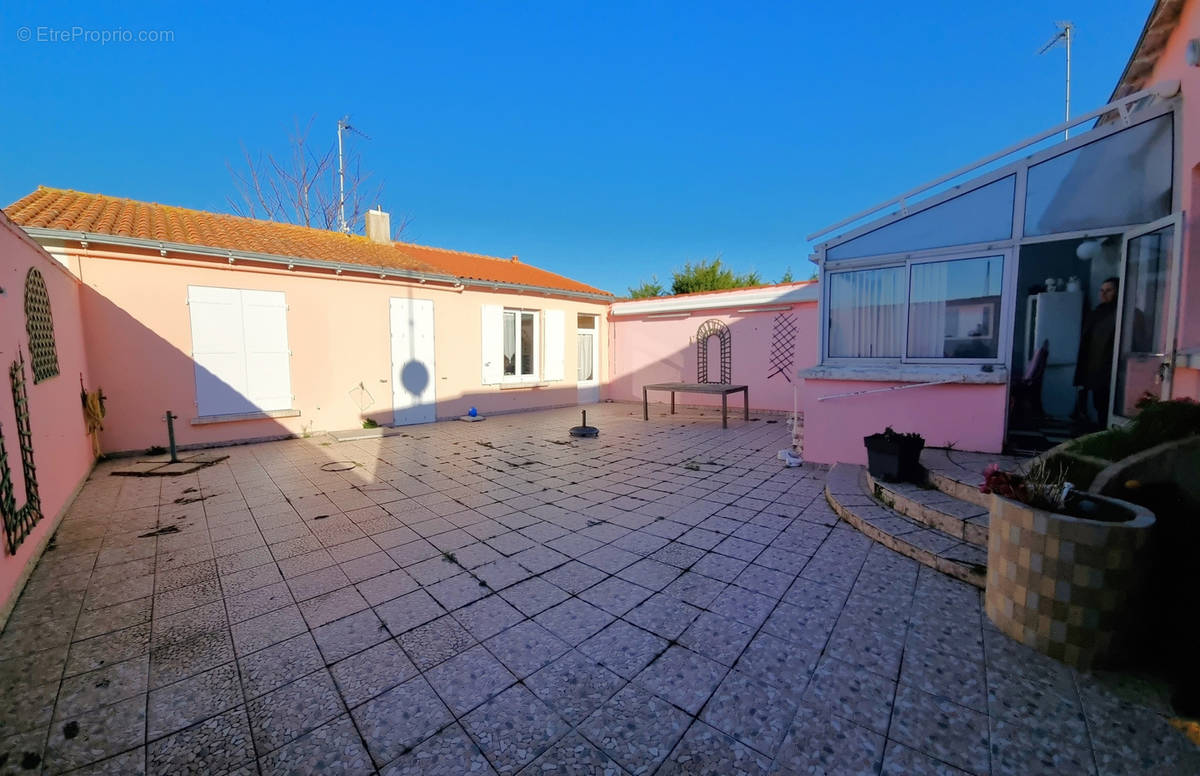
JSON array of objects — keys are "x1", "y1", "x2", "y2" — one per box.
[{"x1": 864, "y1": 434, "x2": 925, "y2": 483}]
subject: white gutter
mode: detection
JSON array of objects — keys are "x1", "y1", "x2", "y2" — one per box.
[
  {"x1": 609, "y1": 283, "x2": 818, "y2": 317},
  {"x1": 21, "y1": 227, "x2": 613, "y2": 302}
]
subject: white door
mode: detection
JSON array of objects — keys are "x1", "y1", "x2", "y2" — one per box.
[
  {"x1": 577, "y1": 314, "x2": 600, "y2": 404},
  {"x1": 1109, "y1": 215, "x2": 1182, "y2": 423},
  {"x1": 390, "y1": 298, "x2": 436, "y2": 425}
]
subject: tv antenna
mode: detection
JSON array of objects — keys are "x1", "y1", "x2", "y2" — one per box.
[
  {"x1": 336, "y1": 116, "x2": 371, "y2": 234},
  {"x1": 1038, "y1": 21, "x2": 1074, "y2": 140}
]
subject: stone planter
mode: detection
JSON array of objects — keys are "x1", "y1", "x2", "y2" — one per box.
[{"x1": 984, "y1": 492, "x2": 1154, "y2": 669}]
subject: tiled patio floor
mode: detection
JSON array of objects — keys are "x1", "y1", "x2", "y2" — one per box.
[{"x1": 1, "y1": 404, "x2": 1195, "y2": 775}]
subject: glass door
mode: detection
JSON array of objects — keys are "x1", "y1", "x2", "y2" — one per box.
[
  {"x1": 577, "y1": 314, "x2": 600, "y2": 404},
  {"x1": 1109, "y1": 215, "x2": 1182, "y2": 422}
]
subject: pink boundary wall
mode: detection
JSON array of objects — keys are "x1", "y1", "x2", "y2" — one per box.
[
  {"x1": 0, "y1": 213, "x2": 94, "y2": 625},
  {"x1": 798, "y1": 381, "x2": 1007, "y2": 465},
  {"x1": 606, "y1": 285, "x2": 818, "y2": 412}
]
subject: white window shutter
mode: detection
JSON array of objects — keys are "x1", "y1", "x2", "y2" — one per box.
[
  {"x1": 188, "y1": 286, "x2": 252, "y2": 416},
  {"x1": 481, "y1": 305, "x2": 504, "y2": 385},
  {"x1": 239, "y1": 290, "x2": 292, "y2": 411},
  {"x1": 543, "y1": 309, "x2": 565, "y2": 382}
]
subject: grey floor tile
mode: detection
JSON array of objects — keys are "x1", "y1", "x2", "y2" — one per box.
[
  {"x1": 329, "y1": 640, "x2": 418, "y2": 708},
  {"x1": 632, "y1": 644, "x2": 727, "y2": 714},
  {"x1": 577, "y1": 683, "x2": 690, "y2": 775},
  {"x1": 43, "y1": 695, "x2": 146, "y2": 774},
  {"x1": 379, "y1": 723, "x2": 496, "y2": 776},
  {"x1": 258, "y1": 714, "x2": 373, "y2": 776},
  {"x1": 461, "y1": 685, "x2": 569, "y2": 774},
  {"x1": 525, "y1": 650, "x2": 627, "y2": 725},
  {"x1": 659, "y1": 720, "x2": 771, "y2": 776},
  {"x1": 772, "y1": 703, "x2": 885, "y2": 776},
  {"x1": 247, "y1": 669, "x2": 346, "y2": 754},
  {"x1": 147, "y1": 705, "x2": 255, "y2": 776},
  {"x1": 147, "y1": 661, "x2": 243, "y2": 739},
  {"x1": 352, "y1": 676, "x2": 453, "y2": 766},
  {"x1": 484, "y1": 620, "x2": 569, "y2": 679}
]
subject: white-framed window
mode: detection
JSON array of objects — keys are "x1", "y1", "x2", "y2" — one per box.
[
  {"x1": 187, "y1": 286, "x2": 293, "y2": 415},
  {"x1": 481, "y1": 305, "x2": 565, "y2": 385},
  {"x1": 503, "y1": 309, "x2": 539, "y2": 380},
  {"x1": 825, "y1": 253, "x2": 1008, "y2": 365}
]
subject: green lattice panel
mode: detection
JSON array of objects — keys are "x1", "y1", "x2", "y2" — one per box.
[{"x1": 24, "y1": 267, "x2": 60, "y2": 383}]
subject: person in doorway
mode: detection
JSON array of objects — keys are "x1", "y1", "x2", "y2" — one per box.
[{"x1": 1074, "y1": 277, "x2": 1119, "y2": 424}]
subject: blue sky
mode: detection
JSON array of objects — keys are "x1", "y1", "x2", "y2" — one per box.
[{"x1": 0, "y1": 1, "x2": 1151, "y2": 295}]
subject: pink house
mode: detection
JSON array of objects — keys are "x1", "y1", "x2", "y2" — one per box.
[
  {"x1": 799, "y1": 0, "x2": 1200, "y2": 464},
  {"x1": 5, "y1": 188, "x2": 614, "y2": 455}
]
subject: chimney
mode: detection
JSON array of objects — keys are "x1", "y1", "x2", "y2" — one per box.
[{"x1": 365, "y1": 208, "x2": 391, "y2": 244}]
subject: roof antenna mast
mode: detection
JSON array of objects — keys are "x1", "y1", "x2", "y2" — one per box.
[
  {"x1": 336, "y1": 116, "x2": 371, "y2": 234},
  {"x1": 1038, "y1": 21, "x2": 1074, "y2": 140}
]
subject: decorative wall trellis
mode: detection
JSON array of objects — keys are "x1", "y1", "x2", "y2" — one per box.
[
  {"x1": 24, "y1": 268, "x2": 59, "y2": 383},
  {"x1": 766, "y1": 312, "x2": 799, "y2": 382},
  {"x1": 696, "y1": 319, "x2": 732, "y2": 384},
  {"x1": 1, "y1": 353, "x2": 41, "y2": 555}
]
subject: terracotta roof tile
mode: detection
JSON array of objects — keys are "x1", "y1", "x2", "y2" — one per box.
[{"x1": 5, "y1": 186, "x2": 611, "y2": 297}]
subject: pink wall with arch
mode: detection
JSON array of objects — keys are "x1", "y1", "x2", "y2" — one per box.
[{"x1": 606, "y1": 287, "x2": 819, "y2": 413}]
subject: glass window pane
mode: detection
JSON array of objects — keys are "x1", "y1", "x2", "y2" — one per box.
[
  {"x1": 503, "y1": 312, "x2": 516, "y2": 376},
  {"x1": 828, "y1": 267, "x2": 906, "y2": 358},
  {"x1": 1113, "y1": 225, "x2": 1174, "y2": 418},
  {"x1": 577, "y1": 314, "x2": 596, "y2": 329},
  {"x1": 827, "y1": 176, "x2": 1015, "y2": 261},
  {"x1": 907, "y1": 256, "x2": 1003, "y2": 359},
  {"x1": 520, "y1": 313, "x2": 534, "y2": 375},
  {"x1": 577, "y1": 333, "x2": 594, "y2": 381},
  {"x1": 1024, "y1": 114, "x2": 1173, "y2": 237}
]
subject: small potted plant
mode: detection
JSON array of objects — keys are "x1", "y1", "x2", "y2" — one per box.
[{"x1": 863, "y1": 427, "x2": 925, "y2": 483}]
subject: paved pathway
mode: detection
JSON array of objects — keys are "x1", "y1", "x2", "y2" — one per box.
[{"x1": 1, "y1": 404, "x2": 1194, "y2": 774}]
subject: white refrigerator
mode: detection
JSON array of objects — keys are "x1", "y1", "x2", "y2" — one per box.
[{"x1": 1025, "y1": 290, "x2": 1083, "y2": 418}]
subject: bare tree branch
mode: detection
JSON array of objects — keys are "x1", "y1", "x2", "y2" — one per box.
[{"x1": 226, "y1": 115, "x2": 402, "y2": 237}]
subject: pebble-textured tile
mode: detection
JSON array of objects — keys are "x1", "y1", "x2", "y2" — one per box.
[
  {"x1": 1, "y1": 406, "x2": 1189, "y2": 776},
  {"x1": 484, "y1": 620, "x2": 569, "y2": 679},
  {"x1": 520, "y1": 731, "x2": 627, "y2": 775},
  {"x1": 146, "y1": 705, "x2": 255, "y2": 776},
  {"x1": 238, "y1": 632, "x2": 323, "y2": 699},
  {"x1": 889, "y1": 683, "x2": 990, "y2": 775},
  {"x1": 54, "y1": 654, "x2": 149, "y2": 721},
  {"x1": 397, "y1": 615, "x2": 476, "y2": 670},
  {"x1": 773, "y1": 704, "x2": 885, "y2": 776},
  {"x1": 247, "y1": 670, "x2": 345, "y2": 753},
  {"x1": 577, "y1": 683, "x2": 690, "y2": 774},
  {"x1": 658, "y1": 720, "x2": 770, "y2": 776},
  {"x1": 42, "y1": 695, "x2": 146, "y2": 773},
  {"x1": 329, "y1": 640, "x2": 418, "y2": 708},
  {"x1": 378, "y1": 722, "x2": 496, "y2": 776},
  {"x1": 258, "y1": 714, "x2": 373, "y2": 776},
  {"x1": 700, "y1": 669, "x2": 797, "y2": 756},
  {"x1": 525, "y1": 650, "x2": 627, "y2": 725},
  {"x1": 578, "y1": 619, "x2": 666, "y2": 679},
  {"x1": 803, "y1": 656, "x2": 896, "y2": 735},
  {"x1": 352, "y1": 676, "x2": 452, "y2": 766},
  {"x1": 147, "y1": 661, "x2": 242, "y2": 739},
  {"x1": 632, "y1": 645, "x2": 727, "y2": 714},
  {"x1": 881, "y1": 740, "x2": 973, "y2": 775},
  {"x1": 374, "y1": 589, "x2": 445, "y2": 636},
  {"x1": 424, "y1": 645, "x2": 516, "y2": 716},
  {"x1": 533, "y1": 597, "x2": 614, "y2": 645},
  {"x1": 311, "y1": 607, "x2": 391, "y2": 664},
  {"x1": 678, "y1": 611, "x2": 755, "y2": 666},
  {"x1": 461, "y1": 684, "x2": 569, "y2": 773}
]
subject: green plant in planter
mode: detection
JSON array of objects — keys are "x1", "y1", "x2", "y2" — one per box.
[
  {"x1": 362, "y1": 418, "x2": 379, "y2": 429},
  {"x1": 1069, "y1": 397, "x2": 1200, "y2": 462}
]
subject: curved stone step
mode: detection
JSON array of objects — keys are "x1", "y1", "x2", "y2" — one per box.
[
  {"x1": 865, "y1": 471, "x2": 989, "y2": 548},
  {"x1": 920, "y1": 448, "x2": 1033, "y2": 509},
  {"x1": 825, "y1": 463, "x2": 986, "y2": 588}
]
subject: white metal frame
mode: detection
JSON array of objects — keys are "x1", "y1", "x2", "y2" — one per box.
[
  {"x1": 812, "y1": 96, "x2": 1181, "y2": 378},
  {"x1": 389, "y1": 297, "x2": 437, "y2": 426},
  {"x1": 1108, "y1": 214, "x2": 1184, "y2": 425},
  {"x1": 821, "y1": 251, "x2": 1014, "y2": 368},
  {"x1": 502, "y1": 308, "x2": 540, "y2": 383},
  {"x1": 808, "y1": 84, "x2": 1178, "y2": 245}
]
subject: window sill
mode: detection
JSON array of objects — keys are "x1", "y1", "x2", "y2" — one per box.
[
  {"x1": 191, "y1": 409, "x2": 301, "y2": 425},
  {"x1": 800, "y1": 364, "x2": 1008, "y2": 385}
]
